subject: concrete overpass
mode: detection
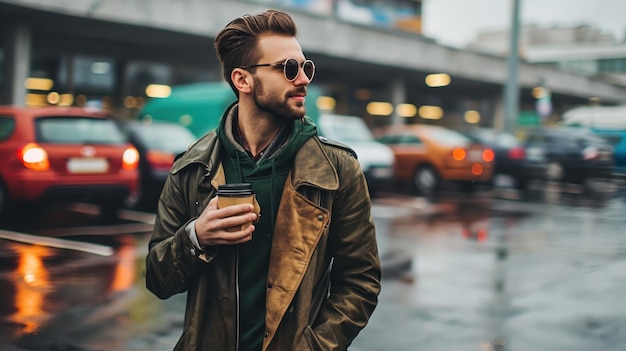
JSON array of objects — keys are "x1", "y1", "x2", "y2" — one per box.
[{"x1": 2, "y1": 0, "x2": 625, "y2": 128}]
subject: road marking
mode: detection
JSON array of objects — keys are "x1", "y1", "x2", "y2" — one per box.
[
  {"x1": 0, "y1": 229, "x2": 114, "y2": 256},
  {"x1": 36, "y1": 223, "x2": 154, "y2": 237}
]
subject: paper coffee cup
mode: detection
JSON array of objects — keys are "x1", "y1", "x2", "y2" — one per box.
[{"x1": 216, "y1": 183, "x2": 257, "y2": 232}]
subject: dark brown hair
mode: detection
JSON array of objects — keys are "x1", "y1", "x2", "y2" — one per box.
[{"x1": 213, "y1": 10, "x2": 298, "y2": 95}]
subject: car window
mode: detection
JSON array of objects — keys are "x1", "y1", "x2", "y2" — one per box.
[
  {"x1": 495, "y1": 133, "x2": 520, "y2": 147},
  {"x1": 397, "y1": 134, "x2": 422, "y2": 144},
  {"x1": 468, "y1": 129, "x2": 520, "y2": 147},
  {"x1": 0, "y1": 117, "x2": 16, "y2": 141},
  {"x1": 319, "y1": 117, "x2": 375, "y2": 143},
  {"x1": 469, "y1": 129, "x2": 496, "y2": 144},
  {"x1": 377, "y1": 135, "x2": 395, "y2": 144},
  {"x1": 595, "y1": 134, "x2": 623, "y2": 146},
  {"x1": 134, "y1": 124, "x2": 196, "y2": 153},
  {"x1": 36, "y1": 117, "x2": 126, "y2": 144},
  {"x1": 428, "y1": 128, "x2": 471, "y2": 146},
  {"x1": 379, "y1": 134, "x2": 422, "y2": 145},
  {"x1": 525, "y1": 133, "x2": 544, "y2": 143}
]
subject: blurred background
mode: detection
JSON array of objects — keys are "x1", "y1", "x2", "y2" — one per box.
[{"x1": 1, "y1": 0, "x2": 625, "y2": 350}]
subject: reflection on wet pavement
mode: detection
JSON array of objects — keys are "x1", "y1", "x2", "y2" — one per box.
[
  {"x1": 10, "y1": 245, "x2": 52, "y2": 335},
  {"x1": 0, "y1": 183, "x2": 625, "y2": 350}
]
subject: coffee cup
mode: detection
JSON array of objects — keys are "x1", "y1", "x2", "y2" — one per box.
[{"x1": 216, "y1": 183, "x2": 260, "y2": 232}]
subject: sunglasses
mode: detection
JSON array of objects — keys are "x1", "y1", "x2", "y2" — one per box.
[{"x1": 240, "y1": 58, "x2": 315, "y2": 82}]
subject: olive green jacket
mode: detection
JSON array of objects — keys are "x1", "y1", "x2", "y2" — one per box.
[{"x1": 145, "y1": 130, "x2": 381, "y2": 351}]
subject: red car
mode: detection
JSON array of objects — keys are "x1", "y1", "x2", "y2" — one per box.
[{"x1": 0, "y1": 106, "x2": 140, "y2": 217}]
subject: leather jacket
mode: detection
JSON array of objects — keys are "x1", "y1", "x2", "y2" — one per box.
[{"x1": 145, "y1": 130, "x2": 381, "y2": 351}]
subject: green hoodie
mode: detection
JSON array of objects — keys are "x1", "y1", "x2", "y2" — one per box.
[{"x1": 216, "y1": 104, "x2": 317, "y2": 351}]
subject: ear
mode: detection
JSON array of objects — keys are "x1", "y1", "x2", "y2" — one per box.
[{"x1": 231, "y1": 68, "x2": 253, "y2": 94}]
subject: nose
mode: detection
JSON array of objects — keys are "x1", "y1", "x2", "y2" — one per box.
[{"x1": 293, "y1": 64, "x2": 312, "y2": 86}]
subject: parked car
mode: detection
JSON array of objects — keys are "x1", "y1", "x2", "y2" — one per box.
[
  {"x1": 0, "y1": 106, "x2": 140, "y2": 217},
  {"x1": 117, "y1": 120, "x2": 197, "y2": 210},
  {"x1": 375, "y1": 124, "x2": 494, "y2": 195},
  {"x1": 518, "y1": 127, "x2": 614, "y2": 185},
  {"x1": 590, "y1": 129, "x2": 626, "y2": 175},
  {"x1": 462, "y1": 127, "x2": 548, "y2": 190},
  {"x1": 316, "y1": 114, "x2": 394, "y2": 196}
]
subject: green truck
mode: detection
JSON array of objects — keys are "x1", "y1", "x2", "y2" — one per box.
[{"x1": 139, "y1": 82, "x2": 321, "y2": 138}]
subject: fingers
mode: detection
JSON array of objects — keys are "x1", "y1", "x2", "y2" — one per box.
[
  {"x1": 195, "y1": 197, "x2": 259, "y2": 247},
  {"x1": 204, "y1": 224, "x2": 256, "y2": 246}
]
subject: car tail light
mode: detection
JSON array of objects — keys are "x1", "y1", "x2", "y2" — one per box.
[
  {"x1": 471, "y1": 163, "x2": 484, "y2": 176},
  {"x1": 452, "y1": 147, "x2": 466, "y2": 161},
  {"x1": 19, "y1": 143, "x2": 50, "y2": 171},
  {"x1": 582, "y1": 146, "x2": 599, "y2": 160},
  {"x1": 146, "y1": 150, "x2": 176, "y2": 170},
  {"x1": 122, "y1": 147, "x2": 140, "y2": 170},
  {"x1": 482, "y1": 148, "x2": 495, "y2": 162},
  {"x1": 507, "y1": 147, "x2": 525, "y2": 160}
]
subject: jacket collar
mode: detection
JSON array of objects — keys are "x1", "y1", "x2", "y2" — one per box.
[
  {"x1": 171, "y1": 129, "x2": 339, "y2": 191},
  {"x1": 290, "y1": 137, "x2": 339, "y2": 191}
]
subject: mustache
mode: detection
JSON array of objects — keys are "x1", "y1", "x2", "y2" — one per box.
[{"x1": 287, "y1": 87, "x2": 307, "y2": 96}]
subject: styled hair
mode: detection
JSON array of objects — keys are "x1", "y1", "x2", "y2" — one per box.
[{"x1": 213, "y1": 10, "x2": 298, "y2": 95}]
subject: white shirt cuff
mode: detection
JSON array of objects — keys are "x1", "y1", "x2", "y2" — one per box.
[{"x1": 186, "y1": 219, "x2": 202, "y2": 250}]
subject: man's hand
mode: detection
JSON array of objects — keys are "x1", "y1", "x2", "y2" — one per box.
[{"x1": 195, "y1": 197, "x2": 258, "y2": 246}]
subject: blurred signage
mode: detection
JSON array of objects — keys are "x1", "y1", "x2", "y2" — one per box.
[{"x1": 518, "y1": 111, "x2": 540, "y2": 126}]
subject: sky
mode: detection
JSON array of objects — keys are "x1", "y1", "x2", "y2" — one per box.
[{"x1": 421, "y1": 0, "x2": 626, "y2": 48}]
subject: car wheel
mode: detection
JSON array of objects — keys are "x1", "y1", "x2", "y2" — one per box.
[
  {"x1": 414, "y1": 166, "x2": 439, "y2": 195},
  {"x1": 546, "y1": 161, "x2": 564, "y2": 182}
]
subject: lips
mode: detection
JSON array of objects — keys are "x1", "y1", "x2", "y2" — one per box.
[{"x1": 289, "y1": 89, "x2": 307, "y2": 101}]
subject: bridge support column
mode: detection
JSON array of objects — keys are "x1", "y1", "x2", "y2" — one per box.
[
  {"x1": 493, "y1": 93, "x2": 505, "y2": 131},
  {"x1": 390, "y1": 78, "x2": 406, "y2": 126},
  {"x1": 2, "y1": 21, "x2": 31, "y2": 105}
]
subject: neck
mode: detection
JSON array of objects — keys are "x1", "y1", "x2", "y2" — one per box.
[{"x1": 236, "y1": 103, "x2": 285, "y2": 157}]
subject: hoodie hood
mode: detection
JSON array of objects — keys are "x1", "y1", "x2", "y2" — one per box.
[{"x1": 217, "y1": 103, "x2": 317, "y2": 181}]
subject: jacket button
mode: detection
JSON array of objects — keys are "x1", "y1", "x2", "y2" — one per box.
[
  {"x1": 317, "y1": 214, "x2": 324, "y2": 221},
  {"x1": 267, "y1": 282, "x2": 273, "y2": 289},
  {"x1": 190, "y1": 248, "x2": 196, "y2": 256},
  {"x1": 264, "y1": 331, "x2": 269, "y2": 338}
]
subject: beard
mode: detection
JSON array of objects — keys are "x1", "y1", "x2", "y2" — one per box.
[{"x1": 252, "y1": 78, "x2": 306, "y2": 121}]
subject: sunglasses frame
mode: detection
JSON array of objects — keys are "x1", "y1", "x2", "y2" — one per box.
[{"x1": 240, "y1": 58, "x2": 315, "y2": 82}]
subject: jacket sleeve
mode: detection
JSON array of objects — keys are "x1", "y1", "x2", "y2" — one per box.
[
  {"x1": 312, "y1": 151, "x2": 382, "y2": 350},
  {"x1": 145, "y1": 168, "x2": 212, "y2": 299}
]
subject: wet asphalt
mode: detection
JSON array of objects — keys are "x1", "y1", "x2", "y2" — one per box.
[{"x1": 0, "y1": 180, "x2": 625, "y2": 351}]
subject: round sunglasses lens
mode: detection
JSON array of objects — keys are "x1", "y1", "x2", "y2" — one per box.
[
  {"x1": 284, "y1": 59, "x2": 299, "y2": 80},
  {"x1": 303, "y1": 61, "x2": 314, "y2": 80}
]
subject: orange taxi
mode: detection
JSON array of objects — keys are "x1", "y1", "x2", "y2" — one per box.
[{"x1": 375, "y1": 124, "x2": 494, "y2": 194}]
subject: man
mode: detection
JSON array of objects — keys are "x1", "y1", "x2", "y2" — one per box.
[{"x1": 145, "y1": 9, "x2": 381, "y2": 351}]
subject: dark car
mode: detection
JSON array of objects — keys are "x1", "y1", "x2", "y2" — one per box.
[
  {"x1": 519, "y1": 127, "x2": 614, "y2": 186},
  {"x1": 0, "y1": 106, "x2": 140, "y2": 217},
  {"x1": 590, "y1": 129, "x2": 626, "y2": 175},
  {"x1": 117, "y1": 120, "x2": 197, "y2": 210},
  {"x1": 462, "y1": 128, "x2": 548, "y2": 190}
]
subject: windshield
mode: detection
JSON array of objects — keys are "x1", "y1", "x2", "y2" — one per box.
[
  {"x1": 36, "y1": 117, "x2": 126, "y2": 144},
  {"x1": 320, "y1": 116, "x2": 375, "y2": 143},
  {"x1": 428, "y1": 127, "x2": 472, "y2": 146}
]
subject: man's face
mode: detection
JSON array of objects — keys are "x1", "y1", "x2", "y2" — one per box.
[{"x1": 250, "y1": 35, "x2": 311, "y2": 121}]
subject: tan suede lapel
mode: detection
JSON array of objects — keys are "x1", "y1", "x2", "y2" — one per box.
[
  {"x1": 264, "y1": 179, "x2": 329, "y2": 345},
  {"x1": 263, "y1": 137, "x2": 337, "y2": 345},
  {"x1": 210, "y1": 163, "x2": 226, "y2": 189}
]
